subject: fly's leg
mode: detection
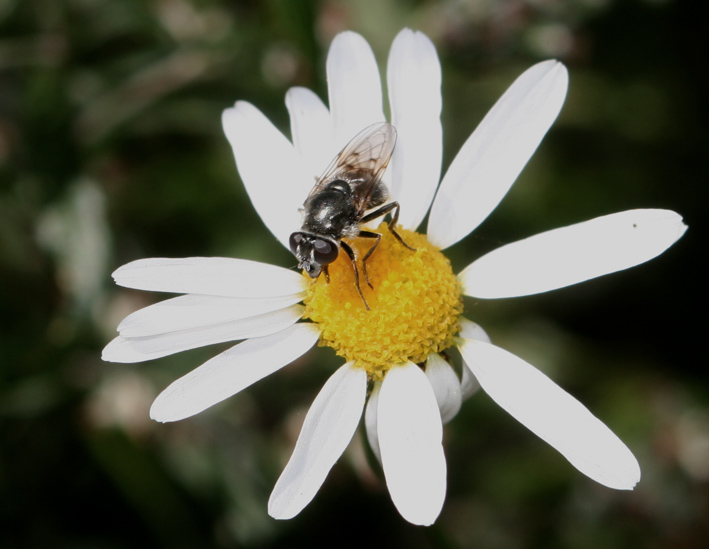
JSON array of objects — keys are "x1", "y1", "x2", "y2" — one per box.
[
  {"x1": 347, "y1": 201, "x2": 416, "y2": 310},
  {"x1": 358, "y1": 230, "x2": 381, "y2": 288},
  {"x1": 359, "y1": 201, "x2": 416, "y2": 284},
  {"x1": 360, "y1": 201, "x2": 416, "y2": 252},
  {"x1": 341, "y1": 241, "x2": 370, "y2": 310}
]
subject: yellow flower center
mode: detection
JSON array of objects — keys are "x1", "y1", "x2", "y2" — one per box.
[{"x1": 302, "y1": 223, "x2": 463, "y2": 380}]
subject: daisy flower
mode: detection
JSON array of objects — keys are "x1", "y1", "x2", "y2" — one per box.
[{"x1": 103, "y1": 29, "x2": 687, "y2": 526}]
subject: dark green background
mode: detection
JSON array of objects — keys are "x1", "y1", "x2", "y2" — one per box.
[{"x1": 1, "y1": 0, "x2": 705, "y2": 547}]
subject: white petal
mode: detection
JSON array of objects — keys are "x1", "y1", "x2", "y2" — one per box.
[
  {"x1": 460, "y1": 209, "x2": 688, "y2": 299},
  {"x1": 222, "y1": 101, "x2": 313, "y2": 247},
  {"x1": 428, "y1": 61, "x2": 569, "y2": 249},
  {"x1": 458, "y1": 317, "x2": 492, "y2": 343},
  {"x1": 118, "y1": 294, "x2": 303, "y2": 337},
  {"x1": 269, "y1": 362, "x2": 367, "y2": 519},
  {"x1": 326, "y1": 31, "x2": 385, "y2": 149},
  {"x1": 364, "y1": 380, "x2": 382, "y2": 463},
  {"x1": 103, "y1": 305, "x2": 304, "y2": 363},
  {"x1": 379, "y1": 362, "x2": 446, "y2": 525},
  {"x1": 150, "y1": 323, "x2": 320, "y2": 422},
  {"x1": 460, "y1": 361, "x2": 480, "y2": 401},
  {"x1": 113, "y1": 257, "x2": 307, "y2": 297},
  {"x1": 425, "y1": 353, "x2": 462, "y2": 424},
  {"x1": 458, "y1": 339, "x2": 641, "y2": 489},
  {"x1": 458, "y1": 318, "x2": 490, "y2": 399},
  {"x1": 387, "y1": 28, "x2": 443, "y2": 230},
  {"x1": 286, "y1": 86, "x2": 334, "y2": 178}
]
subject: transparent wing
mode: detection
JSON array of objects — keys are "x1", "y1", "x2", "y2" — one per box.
[{"x1": 307, "y1": 122, "x2": 397, "y2": 213}]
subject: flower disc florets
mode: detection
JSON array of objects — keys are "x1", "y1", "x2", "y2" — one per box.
[{"x1": 303, "y1": 223, "x2": 463, "y2": 379}]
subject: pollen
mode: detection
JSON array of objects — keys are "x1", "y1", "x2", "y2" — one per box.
[{"x1": 302, "y1": 223, "x2": 463, "y2": 380}]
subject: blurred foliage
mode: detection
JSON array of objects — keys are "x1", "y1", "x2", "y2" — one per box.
[{"x1": 0, "y1": 0, "x2": 705, "y2": 547}]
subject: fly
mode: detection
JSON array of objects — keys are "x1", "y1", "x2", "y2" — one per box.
[{"x1": 289, "y1": 122, "x2": 415, "y2": 310}]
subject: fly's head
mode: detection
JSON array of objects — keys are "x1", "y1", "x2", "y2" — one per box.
[{"x1": 289, "y1": 232, "x2": 340, "y2": 278}]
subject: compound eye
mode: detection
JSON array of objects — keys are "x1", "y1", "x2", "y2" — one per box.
[
  {"x1": 289, "y1": 233, "x2": 305, "y2": 256},
  {"x1": 312, "y1": 238, "x2": 339, "y2": 265}
]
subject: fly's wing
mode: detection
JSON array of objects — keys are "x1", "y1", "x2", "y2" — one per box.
[{"x1": 306, "y1": 122, "x2": 397, "y2": 214}]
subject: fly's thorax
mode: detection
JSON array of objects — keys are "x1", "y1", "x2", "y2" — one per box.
[{"x1": 302, "y1": 187, "x2": 358, "y2": 236}]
